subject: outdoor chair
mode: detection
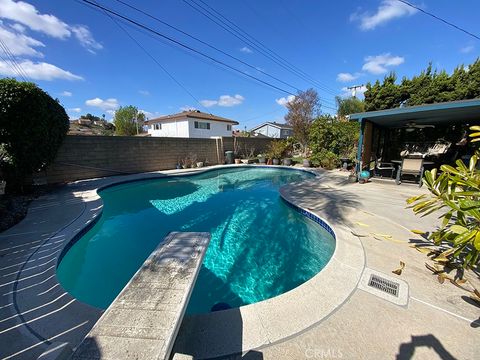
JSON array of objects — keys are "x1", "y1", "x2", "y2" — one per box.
[
  {"x1": 395, "y1": 157, "x2": 424, "y2": 187},
  {"x1": 369, "y1": 157, "x2": 395, "y2": 178}
]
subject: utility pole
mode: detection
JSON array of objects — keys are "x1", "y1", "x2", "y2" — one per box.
[
  {"x1": 347, "y1": 84, "x2": 364, "y2": 98},
  {"x1": 135, "y1": 111, "x2": 139, "y2": 135}
]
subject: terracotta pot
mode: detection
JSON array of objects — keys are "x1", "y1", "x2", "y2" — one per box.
[{"x1": 235, "y1": 159, "x2": 242, "y2": 164}]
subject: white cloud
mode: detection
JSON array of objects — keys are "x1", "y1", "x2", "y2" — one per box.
[
  {"x1": 336, "y1": 72, "x2": 361, "y2": 82},
  {"x1": 351, "y1": 0, "x2": 417, "y2": 30},
  {"x1": 200, "y1": 94, "x2": 245, "y2": 107},
  {"x1": 139, "y1": 109, "x2": 162, "y2": 119},
  {"x1": 0, "y1": 59, "x2": 83, "y2": 80},
  {"x1": 68, "y1": 107, "x2": 81, "y2": 113},
  {"x1": 460, "y1": 45, "x2": 474, "y2": 54},
  {"x1": 70, "y1": 25, "x2": 103, "y2": 54},
  {"x1": 0, "y1": 23, "x2": 44, "y2": 57},
  {"x1": 362, "y1": 53, "x2": 404, "y2": 74},
  {"x1": 139, "y1": 90, "x2": 150, "y2": 96},
  {"x1": 199, "y1": 99, "x2": 217, "y2": 107},
  {"x1": 275, "y1": 95, "x2": 295, "y2": 107},
  {"x1": 0, "y1": 0, "x2": 101, "y2": 53},
  {"x1": 0, "y1": 0, "x2": 70, "y2": 38},
  {"x1": 10, "y1": 22, "x2": 26, "y2": 33},
  {"x1": 85, "y1": 98, "x2": 119, "y2": 111},
  {"x1": 240, "y1": 46, "x2": 252, "y2": 53},
  {"x1": 61, "y1": 91, "x2": 72, "y2": 96}
]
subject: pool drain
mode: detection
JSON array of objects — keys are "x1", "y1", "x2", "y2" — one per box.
[
  {"x1": 358, "y1": 268, "x2": 408, "y2": 306},
  {"x1": 368, "y1": 274, "x2": 400, "y2": 297}
]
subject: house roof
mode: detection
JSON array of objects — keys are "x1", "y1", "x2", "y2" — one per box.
[
  {"x1": 145, "y1": 110, "x2": 239, "y2": 125},
  {"x1": 349, "y1": 99, "x2": 480, "y2": 128},
  {"x1": 250, "y1": 122, "x2": 293, "y2": 131}
]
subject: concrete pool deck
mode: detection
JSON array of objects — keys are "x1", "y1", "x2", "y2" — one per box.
[{"x1": 0, "y1": 166, "x2": 478, "y2": 359}]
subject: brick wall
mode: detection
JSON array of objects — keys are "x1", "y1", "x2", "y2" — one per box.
[{"x1": 38, "y1": 135, "x2": 274, "y2": 184}]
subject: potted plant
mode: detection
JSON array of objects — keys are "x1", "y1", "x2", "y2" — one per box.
[
  {"x1": 258, "y1": 154, "x2": 266, "y2": 164},
  {"x1": 196, "y1": 161, "x2": 204, "y2": 168},
  {"x1": 235, "y1": 158, "x2": 242, "y2": 164},
  {"x1": 283, "y1": 158, "x2": 292, "y2": 166},
  {"x1": 267, "y1": 140, "x2": 287, "y2": 165},
  {"x1": 302, "y1": 158, "x2": 311, "y2": 167}
]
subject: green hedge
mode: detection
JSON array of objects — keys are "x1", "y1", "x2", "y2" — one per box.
[{"x1": 0, "y1": 79, "x2": 69, "y2": 193}]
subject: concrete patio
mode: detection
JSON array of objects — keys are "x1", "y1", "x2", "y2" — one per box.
[{"x1": 0, "y1": 167, "x2": 478, "y2": 359}]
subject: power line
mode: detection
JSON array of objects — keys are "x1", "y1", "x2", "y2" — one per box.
[
  {"x1": 396, "y1": 0, "x2": 480, "y2": 41},
  {"x1": 90, "y1": 0, "x2": 207, "y2": 111},
  {"x1": 111, "y1": 0, "x2": 303, "y2": 94},
  {"x1": 79, "y1": 0, "x2": 295, "y2": 95},
  {"x1": 0, "y1": 39, "x2": 29, "y2": 81},
  {"x1": 183, "y1": 0, "x2": 340, "y2": 98}
]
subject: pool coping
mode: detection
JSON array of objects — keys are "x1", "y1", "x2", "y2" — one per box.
[{"x1": 11, "y1": 164, "x2": 365, "y2": 358}]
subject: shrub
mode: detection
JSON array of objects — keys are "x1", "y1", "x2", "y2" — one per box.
[
  {"x1": 309, "y1": 115, "x2": 360, "y2": 168},
  {"x1": 267, "y1": 140, "x2": 290, "y2": 159},
  {"x1": 0, "y1": 79, "x2": 69, "y2": 193},
  {"x1": 311, "y1": 149, "x2": 339, "y2": 170}
]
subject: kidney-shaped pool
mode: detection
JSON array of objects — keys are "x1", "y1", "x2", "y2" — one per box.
[{"x1": 57, "y1": 167, "x2": 336, "y2": 314}]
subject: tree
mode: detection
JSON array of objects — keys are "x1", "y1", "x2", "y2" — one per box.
[
  {"x1": 309, "y1": 115, "x2": 360, "y2": 169},
  {"x1": 0, "y1": 78, "x2": 69, "y2": 193},
  {"x1": 113, "y1": 105, "x2": 143, "y2": 136},
  {"x1": 285, "y1": 88, "x2": 320, "y2": 155},
  {"x1": 364, "y1": 58, "x2": 480, "y2": 111},
  {"x1": 336, "y1": 96, "x2": 365, "y2": 119},
  {"x1": 80, "y1": 113, "x2": 102, "y2": 122}
]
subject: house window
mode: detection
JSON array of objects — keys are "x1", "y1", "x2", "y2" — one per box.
[
  {"x1": 194, "y1": 121, "x2": 210, "y2": 129},
  {"x1": 227, "y1": 124, "x2": 232, "y2": 131},
  {"x1": 153, "y1": 123, "x2": 161, "y2": 130}
]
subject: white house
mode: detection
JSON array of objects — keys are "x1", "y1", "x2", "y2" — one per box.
[
  {"x1": 145, "y1": 110, "x2": 239, "y2": 138},
  {"x1": 250, "y1": 122, "x2": 293, "y2": 139}
]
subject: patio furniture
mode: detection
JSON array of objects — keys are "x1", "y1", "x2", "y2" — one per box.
[
  {"x1": 395, "y1": 158, "x2": 425, "y2": 186},
  {"x1": 369, "y1": 157, "x2": 395, "y2": 178}
]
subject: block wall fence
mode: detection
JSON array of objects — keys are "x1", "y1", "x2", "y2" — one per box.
[{"x1": 36, "y1": 135, "x2": 274, "y2": 184}]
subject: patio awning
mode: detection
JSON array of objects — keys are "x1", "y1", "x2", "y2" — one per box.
[{"x1": 349, "y1": 99, "x2": 480, "y2": 128}]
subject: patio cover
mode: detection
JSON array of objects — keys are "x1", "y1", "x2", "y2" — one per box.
[{"x1": 349, "y1": 99, "x2": 480, "y2": 172}]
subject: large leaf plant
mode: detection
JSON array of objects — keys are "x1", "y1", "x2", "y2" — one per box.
[{"x1": 407, "y1": 126, "x2": 480, "y2": 271}]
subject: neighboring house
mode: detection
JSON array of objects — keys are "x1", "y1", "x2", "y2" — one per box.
[
  {"x1": 250, "y1": 122, "x2": 293, "y2": 139},
  {"x1": 145, "y1": 110, "x2": 239, "y2": 138}
]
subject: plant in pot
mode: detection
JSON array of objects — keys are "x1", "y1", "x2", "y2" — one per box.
[
  {"x1": 282, "y1": 141, "x2": 294, "y2": 166},
  {"x1": 257, "y1": 154, "x2": 266, "y2": 164},
  {"x1": 267, "y1": 140, "x2": 286, "y2": 165}
]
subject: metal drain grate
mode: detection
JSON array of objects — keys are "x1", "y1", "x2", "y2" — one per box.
[{"x1": 368, "y1": 274, "x2": 399, "y2": 297}]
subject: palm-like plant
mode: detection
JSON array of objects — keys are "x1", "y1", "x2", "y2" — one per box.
[{"x1": 407, "y1": 126, "x2": 480, "y2": 268}]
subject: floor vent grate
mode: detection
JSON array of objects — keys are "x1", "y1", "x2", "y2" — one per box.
[{"x1": 368, "y1": 274, "x2": 399, "y2": 297}]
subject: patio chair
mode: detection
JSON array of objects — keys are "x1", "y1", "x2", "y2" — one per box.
[
  {"x1": 395, "y1": 157, "x2": 424, "y2": 187},
  {"x1": 369, "y1": 157, "x2": 395, "y2": 178}
]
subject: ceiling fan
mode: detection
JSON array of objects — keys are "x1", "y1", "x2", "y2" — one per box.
[{"x1": 403, "y1": 121, "x2": 435, "y2": 131}]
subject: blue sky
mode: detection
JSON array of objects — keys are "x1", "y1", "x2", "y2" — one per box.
[{"x1": 0, "y1": 0, "x2": 478, "y2": 129}]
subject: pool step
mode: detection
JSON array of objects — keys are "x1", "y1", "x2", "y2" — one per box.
[{"x1": 70, "y1": 231, "x2": 210, "y2": 360}]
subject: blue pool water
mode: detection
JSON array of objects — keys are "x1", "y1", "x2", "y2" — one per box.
[{"x1": 57, "y1": 167, "x2": 335, "y2": 314}]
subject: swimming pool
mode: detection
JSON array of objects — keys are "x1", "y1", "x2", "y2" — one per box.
[{"x1": 57, "y1": 167, "x2": 336, "y2": 314}]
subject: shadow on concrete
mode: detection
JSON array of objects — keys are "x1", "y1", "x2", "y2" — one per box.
[
  {"x1": 172, "y1": 266, "x2": 259, "y2": 359},
  {"x1": 283, "y1": 184, "x2": 361, "y2": 226},
  {"x1": 396, "y1": 334, "x2": 456, "y2": 360},
  {"x1": 0, "y1": 188, "x2": 102, "y2": 360}
]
